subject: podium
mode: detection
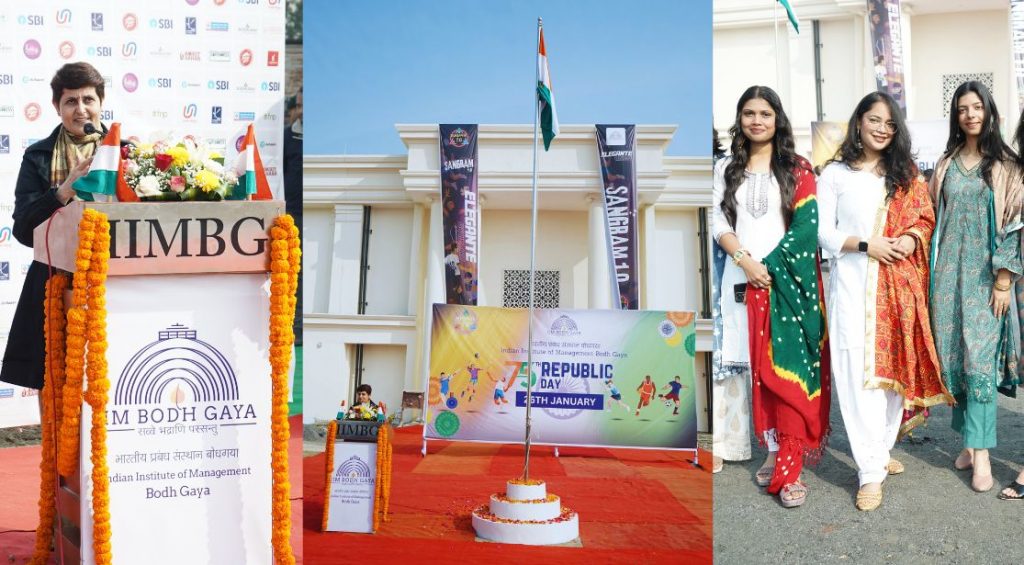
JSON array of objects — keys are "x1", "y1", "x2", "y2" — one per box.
[
  {"x1": 35, "y1": 201, "x2": 286, "y2": 565},
  {"x1": 323, "y1": 420, "x2": 383, "y2": 533}
]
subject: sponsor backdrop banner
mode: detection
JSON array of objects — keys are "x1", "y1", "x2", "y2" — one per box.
[
  {"x1": 1012, "y1": 0, "x2": 1024, "y2": 111},
  {"x1": 0, "y1": 1, "x2": 286, "y2": 427},
  {"x1": 595, "y1": 124, "x2": 639, "y2": 309},
  {"x1": 424, "y1": 305, "x2": 697, "y2": 450},
  {"x1": 868, "y1": 0, "x2": 907, "y2": 110},
  {"x1": 81, "y1": 273, "x2": 272, "y2": 564},
  {"x1": 325, "y1": 441, "x2": 377, "y2": 533},
  {"x1": 439, "y1": 124, "x2": 479, "y2": 305}
]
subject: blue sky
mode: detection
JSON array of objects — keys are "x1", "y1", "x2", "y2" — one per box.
[{"x1": 305, "y1": 0, "x2": 711, "y2": 156}]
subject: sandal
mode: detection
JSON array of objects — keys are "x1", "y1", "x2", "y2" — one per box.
[
  {"x1": 887, "y1": 458, "x2": 905, "y2": 475},
  {"x1": 856, "y1": 486, "x2": 883, "y2": 511},
  {"x1": 712, "y1": 456, "x2": 724, "y2": 474},
  {"x1": 780, "y1": 481, "x2": 807, "y2": 508},
  {"x1": 755, "y1": 465, "x2": 774, "y2": 487},
  {"x1": 998, "y1": 480, "x2": 1024, "y2": 500}
]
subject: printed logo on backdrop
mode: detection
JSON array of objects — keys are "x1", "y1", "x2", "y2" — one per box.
[
  {"x1": 182, "y1": 104, "x2": 198, "y2": 122},
  {"x1": 236, "y1": 82, "x2": 256, "y2": 93},
  {"x1": 122, "y1": 73, "x2": 138, "y2": 93},
  {"x1": 185, "y1": 17, "x2": 197, "y2": 35},
  {"x1": 0, "y1": 74, "x2": 11, "y2": 87},
  {"x1": 88, "y1": 45, "x2": 113, "y2": 57},
  {"x1": 150, "y1": 18, "x2": 173, "y2": 31},
  {"x1": 211, "y1": 106, "x2": 222, "y2": 124},
  {"x1": 123, "y1": 13, "x2": 138, "y2": 31},
  {"x1": 0, "y1": 262, "x2": 9, "y2": 281},
  {"x1": 235, "y1": 135, "x2": 245, "y2": 152},
  {"x1": 108, "y1": 325, "x2": 253, "y2": 429},
  {"x1": 23, "y1": 40, "x2": 41, "y2": 60},
  {"x1": 0, "y1": 135, "x2": 9, "y2": 154},
  {"x1": 262, "y1": 111, "x2": 277, "y2": 121},
  {"x1": 91, "y1": 12, "x2": 103, "y2": 31},
  {"x1": 149, "y1": 46, "x2": 172, "y2": 59},
  {"x1": 237, "y1": 23, "x2": 259, "y2": 34},
  {"x1": 186, "y1": 0, "x2": 201, "y2": 6},
  {"x1": 0, "y1": 388, "x2": 13, "y2": 399},
  {"x1": 58, "y1": 41, "x2": 75, "y2": 60},
  {"x1": 23, "y1": 103, "x2": 40, "y2": 122},
  {"x1": 264, "y1": 166, "x2": 277, "y2": 177},
  {"x1": 0, "y1": 225, "x2": 12, "y2": 245},
  {"x1": 267, "y1": 51, "x2": 279, "y2": 66},
  {"x1": 180, "y1": 80, "x2": 202, "y2": 90},
  {"x1": 180, "y1": 50, "x2": 200, "y2": 62},
  {"x1": 550, "y1": 315, "x2": 581, "y2": 337},
  {"x1": 149, "y1": 77, "x2": 172, "y2": 89},
  {"x1": 19, "y1": 14, "x2": 44, "y2": 26},
  {"x1": 0, "y1": 105, "x2": 14, "y2": 118},
  {"x1": 239, "y1": 49, "x2": 253, "y2": 66},
  {"x1": 260, "y1": 81, "x2": 280, "y2": 92},
  {"x1": 333, "y1": 455, "x2": 374, "y2": 485},
  {"x1": 122, "y1": 41, "x2": 138, "y2": 59},
  {"x1": 214, "y1": 0, "x2": 227, "y2": 5},
  {"x1": 209, "y1": 79, "x2": 229, "y2": 91},
  {"x1": 207, "y1": 21, "x2": 229, "y2": 32},
  {"x1": 234, "y1": 111, "x2": 255, "y2": 122},
  {"x1": 209, "y1": 50, "x2": 230, "y2": 62},
  {"x1": 55, "y1": 9, "x2": 71, "y2": 26}
]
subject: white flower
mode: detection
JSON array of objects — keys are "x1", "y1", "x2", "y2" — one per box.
[
  {"x1": 202, "y1": 159, "x2": 224, "y2": 174},
  {"x1": 136, "y1": 175, "x2": 163, "y2": 197}
]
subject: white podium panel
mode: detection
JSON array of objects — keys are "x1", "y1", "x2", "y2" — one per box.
[
  {"x1": 325, "y1": 441, "x2": 378, "y2": 534},
  {"x1": 80, "y1": 273, "x2": 272, "y2": 565}
]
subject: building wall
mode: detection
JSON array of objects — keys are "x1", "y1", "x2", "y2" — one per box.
[
  {"x1": 365, "y1": 207, "x2": 416, "y2": 316},
  {"x1": 303, "y1": 206, "x2": 338, "y2": 315}
]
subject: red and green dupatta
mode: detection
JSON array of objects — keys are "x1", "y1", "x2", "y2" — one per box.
[{"x1": 746, "y1": 162, "x2": 830, "y2": 494}]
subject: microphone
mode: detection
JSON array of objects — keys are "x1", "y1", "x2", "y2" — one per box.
[{"x1": 83, "y1": 122, "x2": 98, "y2": 136}]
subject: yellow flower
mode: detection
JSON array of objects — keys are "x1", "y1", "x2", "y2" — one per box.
[
  {"x1": 194, "y1": 170, "x2": 221, "y2": 192},
  {"x1": 208, "y1": 151, "x2": 223, "y2": 160},
  {"x1": 135, "y1": 143, "x2": 154, "y2": 157},
  {"x1": 165, "y1": 146, "x2": 190, "y2": 168}
]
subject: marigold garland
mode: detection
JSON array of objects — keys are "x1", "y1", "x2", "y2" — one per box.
[
  {"x1": 321, "y1": 420, "x2": 338, "y2": 532},
  {"x1": 269, "y1": 215, "x2": 300, "y2": 564},
  {"x1": 57, "y1": 211, "x2": 96, "y2": 476},
  {"x1": 372, "y1": 424, "x2": 393, "y2": 531},
  {"x1": 29, "y1": 273, "x2": 68, "y2": 565}
]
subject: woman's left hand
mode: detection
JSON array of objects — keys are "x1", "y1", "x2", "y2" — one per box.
[{"x1": 990, "y1": 287, "x2": 1011, "y2": 318}]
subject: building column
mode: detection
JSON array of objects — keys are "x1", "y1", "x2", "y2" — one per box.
[
  {"x1": 641, "y1": 204, "x2": 658, "y2": 310},
  {"x1": 406, "y1": 203, "x2": 425, "y2": 316},
  {"x1": 418, "y1": 196, "x2": 446, "y2": 397},
  {"x1": 328, "y1": 204, "x2": 364, "y2": 315},
  {"x1": 587, "y1": 193, "x2": 613, "y2": 309}
]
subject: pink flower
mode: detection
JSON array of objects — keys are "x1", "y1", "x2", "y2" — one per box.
[{"x1": 169, "y1": 176, "x2": 186, "y2": 193}]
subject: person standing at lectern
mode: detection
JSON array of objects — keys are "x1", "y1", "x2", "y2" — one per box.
[{"x1": 0, "y1": 62, "x2": 107, "y2": 401}]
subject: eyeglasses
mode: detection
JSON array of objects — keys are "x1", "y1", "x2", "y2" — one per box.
[{"x1": 866, "y1": 116, "x2": 897, "y2": 133}]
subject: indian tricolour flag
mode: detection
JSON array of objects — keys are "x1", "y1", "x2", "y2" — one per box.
[
  {"x1": 537, "y1": 25, "x2": 559, "y2": 151},
  {"x1": 72, "y1": 122, "x2": 138, "y2": 202},
  {"x1": 232, "y1": 123, "x2": 273, "y2": 200}
]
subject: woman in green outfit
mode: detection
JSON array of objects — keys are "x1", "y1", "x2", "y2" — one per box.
[{"x1": 929, "y1": 81, "x2": 1023, "y2": 493}]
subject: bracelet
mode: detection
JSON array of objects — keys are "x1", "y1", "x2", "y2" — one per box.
[
  {"x1": 994, "y1": 282, "x2": 1011, "y2": 292},
  {"x1": 732, "y1": 249, "x2": 749, "y2": 265}
]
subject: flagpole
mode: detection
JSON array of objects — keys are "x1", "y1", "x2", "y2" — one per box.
[
  {"x1": 523, "y1": 16, "x2": 542, "y2": 482},
  {"x1": 773, "y1": 0, "x2": 780, "y2": 88}
]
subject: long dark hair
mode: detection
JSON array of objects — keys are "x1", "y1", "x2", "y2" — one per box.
[
  {"x1": 945, "y1": 81, "x2": 1016, "y2": 187},
  {"x1": 827, "y1": 91, "x2": 915, "y2": 200},
  {"x1": 721, "y1": 86, "x2": 802, "y2": 229}
]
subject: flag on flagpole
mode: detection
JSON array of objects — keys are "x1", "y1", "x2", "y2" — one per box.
[
  {"x1": 537, "y1": 26, "x2": 559, "y2": 151},
  {"x1": 777, "y1": 0, "x2": 800, "y2": 33},
  {"x1": 233, "y1": 124, "x2": 273, "y2": 200},
  {"x1": 72, "y1": 122, "x2": 139, "y2": 202}
]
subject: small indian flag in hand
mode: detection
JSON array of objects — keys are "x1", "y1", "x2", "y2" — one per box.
[
  {"x1": 72, "y1": 122, "x2": 139, "y2": 202},
  {"x1": 232, "y1": 123, "x2": 273, "y2": 200}
]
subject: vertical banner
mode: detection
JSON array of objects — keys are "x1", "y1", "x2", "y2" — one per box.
[
  {"x1": 1012, "y1": 0, "x2": 1024, "y2": 111},
  {"x1": 595, "y1": 124, "x2": 639, "y2": 309},
  {"x1": 424, "y1": 305, "x2": 697, "y2": 450},
  {"x1": 438, "y1": 124, "x2": 479, "y2": 305},
  {"x1": 867, "y1": 0, "x2": 907, "y2": 110}
]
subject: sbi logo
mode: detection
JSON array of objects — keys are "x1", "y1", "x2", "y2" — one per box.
[
  {"x1": 122, "y1": 42, "x2": 137, "y2": 57},
  {"x1": 183, "y1": 104, "x2": 198, "y2": 119},
  {"x1": 149, "y1": 78, "x2": 172, "y2": 88},
  {"x1": 101, "y1": 110, "x2": 113, "y2": 121},
  {"x1": 0, "y1": 74, "x2": 12, "y2": 85},
  {"x1": 150, "y1": 18, "x2": 173, "y2": 29},
  {"x1": 208, "y1": 80, "x2": 229, "y2": 90},
  {"x1": 260, "y1": 81, "x2": 280, "y2": 92},
  {"x1": 88, "y1": 46, "x2": 112, "y2": 57},
  {"x1": 239, "y1": 0, "x2": 259, "y2": 4},
  {"x1": 55, "y1": 9, "x2": 71, "y2": 24},
  {"x1": 19, "y1": 15, "x2": 44, "y2": 25}
]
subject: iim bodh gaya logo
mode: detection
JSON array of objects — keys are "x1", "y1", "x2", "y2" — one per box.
[
  {"x1": 108, "y1": 325, "x2": 255, "y2": 426},
  {"x1": 447, "y1": 127, "x2": 469, "y2": 148},
  {"x1": 333, "y1": 455, "x2": 374, "y2": 485}
]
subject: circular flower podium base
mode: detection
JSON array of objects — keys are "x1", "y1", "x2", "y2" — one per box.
[{"x1": 471, "y1": 480, "x2": 580, "y2": 546}]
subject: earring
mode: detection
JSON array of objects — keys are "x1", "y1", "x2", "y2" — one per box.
[{"x1": 855, "y1": 128, "x2": 863, "y2": 150}]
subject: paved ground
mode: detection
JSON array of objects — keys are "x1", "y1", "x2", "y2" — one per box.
[{"x1": 714, "y1": 389, "x2": 1024, "y2": 564}]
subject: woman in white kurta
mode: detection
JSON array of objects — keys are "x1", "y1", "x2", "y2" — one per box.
[{"x1": 817, "y1": 92, "x2": 951, "y2": 511}]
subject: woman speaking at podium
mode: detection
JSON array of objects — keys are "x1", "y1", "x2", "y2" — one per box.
[{"x1": 0, "y1": 62, "x2": 106, "y2": 401}]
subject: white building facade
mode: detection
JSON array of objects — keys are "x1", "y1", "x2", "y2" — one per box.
[
  {"x1": 303, "y1": 124, "x2": 713, "y2": 431},
  {"x1": 714, "y1": 0, "x2": 1016, "y2": 154}
]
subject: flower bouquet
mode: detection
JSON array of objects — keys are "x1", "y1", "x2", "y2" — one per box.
[{"x1": 123, "y1": 135, "x2": 238, "y2": 201}]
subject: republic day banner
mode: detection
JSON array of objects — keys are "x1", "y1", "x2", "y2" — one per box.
[
  {"x1": 868, "y1": 0, "x2": 907, "y2": 110},
  {"x1": 439, "y1": 124, "x2": 480, "y2": 305},
  {"x1": 596, "y1": 125, "x2": 639, "y2": 309},
  {"x1": 424, "y1": 304, "x2": 697, "y2": 450}
]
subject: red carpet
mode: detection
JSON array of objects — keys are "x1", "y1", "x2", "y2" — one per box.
[
  {"x1": 304, "y1": 426, "x2": 712, "y2": 564},
  {"x1": 0, "y1": 415, "x2": 304, "y2": 563}
]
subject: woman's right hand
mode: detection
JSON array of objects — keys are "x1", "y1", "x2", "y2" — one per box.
[
  {"x1": 56, "y1": 157, "x2": 93, "y2": 204},
  {"x1": 739, "y1": 256, "x2": 772, "y2": 289},
  {"x1": 867, "y1": 236, "x2": 904, "y2": 264}
]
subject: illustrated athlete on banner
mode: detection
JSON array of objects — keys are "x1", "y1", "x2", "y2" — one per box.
[
  {"x1": 635, "y1": 375, "x2": 658, "y2": 417},
  {"x1": 659, "y1": 376, "x2": 687, "y2": 416},
  {"x1": 604, "y1": 379, "x2": 633, "y2": 414}
]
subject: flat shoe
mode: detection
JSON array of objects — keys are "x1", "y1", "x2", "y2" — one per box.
[
  {"x1": 712, "y1": 456, "x2": 724, "y2": 474},
  {"x1": 780, "y1": 481, "x2": 807, "y2": 508},
  {"x1": 998, "y1": 480, "x2": 1024, "y2": 500},
  {"x1": 856, "y1": 487, "x2": 883, "y2": 511},
  {"x1": 755, "y1": 465, "x2": 774, "y2": 487},
  {"x1": 887, "y1": 458, "x2": 905, "y2": 475}
]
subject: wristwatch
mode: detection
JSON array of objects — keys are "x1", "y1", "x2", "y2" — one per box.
[{"x1": 858, "y1": 240, "x2": 868, "y2": 253}]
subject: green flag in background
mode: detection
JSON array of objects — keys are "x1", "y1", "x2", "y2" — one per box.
[{"x1": 778, "y1": 0, "x2": 799, "y2": 34}]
